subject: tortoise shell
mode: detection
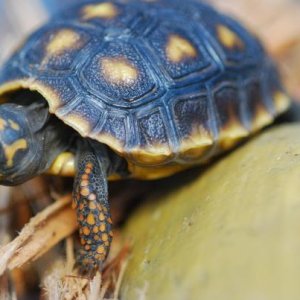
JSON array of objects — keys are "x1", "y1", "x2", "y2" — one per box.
[{"x1": 0, "y1": 0, "x2": 290, "y2": 179}]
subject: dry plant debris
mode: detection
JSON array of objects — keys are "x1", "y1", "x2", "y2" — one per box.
[{"x1": 0, "y1": 195, "x2": 77, "y2": 275}]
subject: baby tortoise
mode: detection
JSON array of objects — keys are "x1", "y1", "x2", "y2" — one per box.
[{"x1": 0, "y1": 0, "x2": 291, "y2": 273}]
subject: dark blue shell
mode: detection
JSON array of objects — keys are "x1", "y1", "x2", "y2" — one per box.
[{"x1": 0, "y1": 0, "x2": 290, "y2": 167}]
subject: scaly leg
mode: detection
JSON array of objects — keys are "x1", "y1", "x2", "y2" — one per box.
[{"x1": 72, "y1": 143, "x2": 113, "y2": 273}]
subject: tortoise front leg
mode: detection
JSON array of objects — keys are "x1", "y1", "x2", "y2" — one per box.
[{"x1": 72, "y1": 143, "x2": 113, "y2": 273}]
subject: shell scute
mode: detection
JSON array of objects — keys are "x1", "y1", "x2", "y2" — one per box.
[
  {"x1": 148, "y1": 22, "x2": 219, "y2": 83},
  {"x1": 81, "y1": 41, "x2": 158, "y2": 106},
  {"x1": 22, "y1": 26, "x2": 90, "y2": 75}
]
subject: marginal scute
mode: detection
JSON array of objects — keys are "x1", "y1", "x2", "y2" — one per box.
[
  {"x1": 273, "y1": 91, "x2": 291, "y2": 113},
  {"x1": 166, "y1": 34, "x2": 197, "y2": 63},
  {"x1": 130, "y1": 146, "x2": 172, "y2": 165},
  {"x1": 215, "y1": 86, "x2": 249, "y2": 150},
  {"x1": 63, "y1": 113, "x2": 92, "y2": 137},
  {"x1": 82, "y1": 2, "x2": 119, "y2": 20},
  {"x1": 251, "y1": 105, "x2": 274, "y2": 132},
  {"x1": 179, "y1": 130, "x2": 214, "y2": 160}
]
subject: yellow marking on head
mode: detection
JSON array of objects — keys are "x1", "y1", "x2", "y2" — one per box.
[
  {"x1": 47, "y1": 152, "x2": 75, "y2": 177},
  {"x1": 82, "y1": 2, "x2": 119, "y2": 20},
  {"x1": 273, "y1": 91, "x2": 290, "y2": 113},
  {"x1": 107, "y1": 217, "x2": 113, "y2": 224},
  {"x1": 87, "y1": 213, "x2": 96, "y2": 225},
  {"x1": 4, "y1": 139, "x2": 28, "y2": 168},
  {"x1": 101, "y1": 57, "x2": 138, "y2": 86},
  {"x1": 166, "y1": 34, "x2": 197, "y2": 63},
  {"x1": 46, "y1": 29, "x2": 81, "y2": 56},
  {"x1": 0, "y1": 118, "x2": 7, "y2": 131},
  {"x1": 217, "y1": 25, "x2": 244, "y2": 49},
  {"x1": 8, "y1": 120, "x2": 20, "y2": 131}
]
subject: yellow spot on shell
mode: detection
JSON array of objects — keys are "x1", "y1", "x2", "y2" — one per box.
[
  {"x1": 4, "y1": 139, "x2": 28, "y2": 168},
  {"x1": 87, "y1": 213, "x2": 96, "y2": 225},
  {"x1": 82, "y1": 2, "x2": 118, "y2": 20},
  {"x1": 217, "y1": 25, "x2": 244, "y2": 49},
  {"x1": 0, "y1": 118, "x2": 7, "y2": 130},
  {"x1": 101, "y1": 57, "x2": 138, "y2": 86},
  {"x1": 46, "y1": 29, "x2": 81, "y2": 56},
  {"x1": 166, "y1": 34, "x2": 197, "y2": 63},
  {"x1": 8, "y1": 120, "x2": 20, "y2": 131},
  {"x1": 93, "y1": 226, "x2": 99, "y2": 233}
]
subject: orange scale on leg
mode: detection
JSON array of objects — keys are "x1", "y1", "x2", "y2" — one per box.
[
  {"x1": 99, "y1": 223, "x2": 106, "y2": 232},
  {"x1": 80, "y1": 188, "x2": 90, "y2": 197},
  {"x1": 96, "y1": 245, "x2": 105, "y2": 255},
  {"x1": 88, "y1": 193, "x2": 97, "y2": 201},
  {"x1": 86, "y1": 163, "x2": 93, "y2": 169},
  {"x1": 82, "y1": 226, "x2": 91, "y2": 235},
  {"x1": 99, "y1": 212, "x2": 105, "y2": 221},
  {"x1": 80, "y1": 180, "x2": 89, "y2": 187},
  {"x1": 101, "y1": 233, "x2": 108, "y2": 242},
  {"x1": 89, "y1": 202, "x2": 97, "y2": 209},
  {"x1": 82, "y1": 174, "x2": 89, "y2": 180}
]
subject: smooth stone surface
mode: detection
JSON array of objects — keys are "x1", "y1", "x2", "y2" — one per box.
[{"x1": 120, "y1": 124, "x2": 300, "y2": 300}]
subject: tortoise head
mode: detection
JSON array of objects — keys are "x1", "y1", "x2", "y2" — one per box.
[{"x1": 0, "y1": 104, "x2": 36, "y2": 185}]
